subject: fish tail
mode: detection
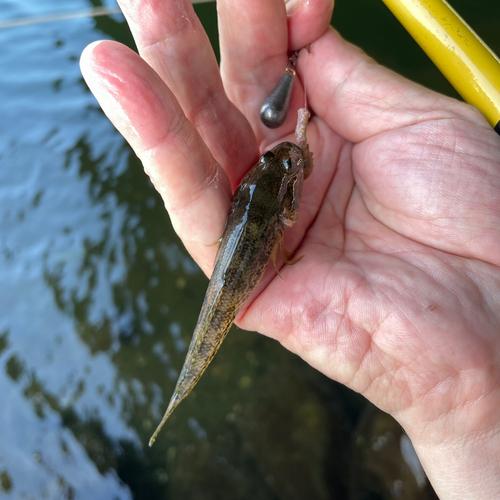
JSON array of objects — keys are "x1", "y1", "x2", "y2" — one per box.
[
  {"x1": 148, "y1": 306, "x2": 234, "y2": 446},
  {"x1": 148, "y1": 392, "x2": 181, "y2": 447}
]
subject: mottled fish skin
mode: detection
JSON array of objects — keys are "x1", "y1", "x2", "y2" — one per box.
[{"x1": 149, "y1": 139, "x2": 313, "y2": 446}]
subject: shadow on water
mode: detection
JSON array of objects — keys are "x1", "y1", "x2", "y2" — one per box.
[{"x1": 0, "y1": 0, "x2": 498, "y2": 498}]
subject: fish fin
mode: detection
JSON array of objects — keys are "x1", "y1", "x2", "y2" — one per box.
[
  {"x1": 206, "y1": 235, "x2": 223, "y2": 268},
  {"x1": 272, "y1": 245, "x2": 285, "y2": 281},
  {"x1": 206, "y1": 237, "x2": 222, "y2": 248},
  {"x1": 149, "y1": 394, "x2": 180, "y2": 447},
  {"x1": 280, "y1": 240, "x2": 303, "y2": 266}
]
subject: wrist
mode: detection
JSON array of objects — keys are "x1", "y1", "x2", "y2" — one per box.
[{"x1": 398, "y1": 395, "x2": 500, "y2": 499}]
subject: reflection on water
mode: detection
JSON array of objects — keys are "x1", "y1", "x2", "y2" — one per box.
[{"x1": 1, "y1": 0, "x2": 498, "y2": 498}]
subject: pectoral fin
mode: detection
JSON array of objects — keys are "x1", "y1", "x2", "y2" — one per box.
[
  {"x1": 272, "y1": 244, "x2": 285, "y2": 281},
  {"x1": 206, "y1": 235, "x2": 223, "y2": 267},
  {"x1": 272, "y1": 237, "x2": 303, "y2": 281},
  {"x1": 280, "y1": 240, "x2": 303, "y2": 266},
  {"x1": 206, "y1": 237, "x2": 222, "y2": 247}
]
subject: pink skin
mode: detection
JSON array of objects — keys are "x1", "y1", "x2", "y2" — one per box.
[{"x1": 80, "y1": 0, "x2": 500, "y2": 497}]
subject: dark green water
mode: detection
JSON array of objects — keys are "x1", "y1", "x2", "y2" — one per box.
[{"x1": 0, "y1": 1, "x2": 498, "y2": 498}]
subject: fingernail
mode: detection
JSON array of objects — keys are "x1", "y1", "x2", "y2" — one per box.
[{"x1": 285, "y1": 0, "x2": 301, "y2": 16}]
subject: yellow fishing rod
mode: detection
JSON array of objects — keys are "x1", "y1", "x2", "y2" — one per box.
[{"x1": 380, "y1": 0, "x2": 500, "y2": 134}]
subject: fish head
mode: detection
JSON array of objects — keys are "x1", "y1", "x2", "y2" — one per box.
[
  {"x1": 259, "y1": 142, "x2": 306, "y2": 228},
  {"x1": 260, "y1": 142, "x2": 304, "y2": 177}
]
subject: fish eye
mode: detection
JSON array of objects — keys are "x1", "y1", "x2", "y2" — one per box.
[
  {"x1": 261, "y1": 151, "x2": 274, "y2": 165},
  {"x1": 283, "y1": 158, "x2": 293, "y2": 172}
]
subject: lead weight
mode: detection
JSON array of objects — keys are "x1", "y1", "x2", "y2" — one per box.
[{"x1": 260, "y1": 66, "x2": 296, "y2": 129}]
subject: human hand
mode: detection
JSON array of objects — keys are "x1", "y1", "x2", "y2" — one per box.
[{"x1": 80, "y1": 0, "x2": 500, "y2": 498}]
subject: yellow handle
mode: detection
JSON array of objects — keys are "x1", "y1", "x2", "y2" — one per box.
[{"x1": 380, "y1": 0, "x2": 500, "y2": 131}]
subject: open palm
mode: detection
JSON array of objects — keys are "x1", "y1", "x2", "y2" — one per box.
[{"x1": 81, "y1": 0, "x2": 500, "y2": 497}]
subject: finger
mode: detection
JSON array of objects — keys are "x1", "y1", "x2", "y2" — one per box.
[
  {"x1": 300, "y1": 28, "x2": 500, "y2": 265},
  {"x1": 218, "y1": 0, "x2": 333, "y2": 145},
  {"x1": 298, "y1": 27, "x2": 489, "y2": 143},
  {"x1": 218, "y1": 0, "x2": 289, "y2": 143},
  {"x1": 80, "y1": 40, "x2": 232, "y2": 274},
  {"x1": 286, "y1": 0, "x2": 334, "y2": 50},
  {"x1": 117, "y1": 0, "x2": 258, "y2": 188}
]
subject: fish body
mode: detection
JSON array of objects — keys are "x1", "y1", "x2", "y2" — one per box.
[{"x1": 149, "y1": 117, "x2": 313, "y2": 446}]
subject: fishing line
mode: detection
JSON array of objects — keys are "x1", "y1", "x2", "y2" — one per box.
[
  {"x1": 0, "y1": 0, "x2": 213, "y2": 30},
  {"x1": 302, "y1": 46, "x2": 310, "y2": 111},
  {"x1": 0, "y1": 6, "x2": 122, "y2": 29}
]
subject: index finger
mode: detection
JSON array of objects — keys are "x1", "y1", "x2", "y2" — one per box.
[{"x1": 117, "y1": 0, "x2": 259, "y2": 189}]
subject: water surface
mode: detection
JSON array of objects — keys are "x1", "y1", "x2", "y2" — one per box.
[{"x1": 1, "y1": 0, "x2": 498, "y2": 498}]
